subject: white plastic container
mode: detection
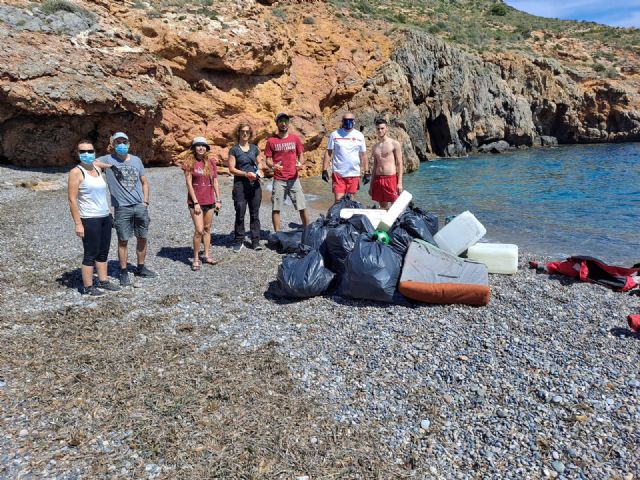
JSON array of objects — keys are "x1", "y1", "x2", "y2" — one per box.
[
  {"x1": 434, "y1": 211, "x2": 486, "y2": 256},
  {"x1": 339, "y1": 208, "x2": 387, "y2": 229},
  {"x1": 467, "y1": 243, "x2": 518, "y2": 274},
  {"x1": 377, "y1": 190, "x2": 413, "y2": 232}
]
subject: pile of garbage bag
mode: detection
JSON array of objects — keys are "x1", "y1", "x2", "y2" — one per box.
[
  {"x1": 271, "y1": 191, "x2": 521, "y2": 305},
  {"x1": 271, "y1": 194, "x2": 441, "y2": 304}
]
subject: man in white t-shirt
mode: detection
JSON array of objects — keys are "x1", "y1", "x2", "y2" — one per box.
[{"x1": 322, "y1": 112, "x2": 369, "y2": 201}]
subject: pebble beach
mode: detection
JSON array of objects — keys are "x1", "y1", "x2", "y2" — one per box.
[{"x1": 1, "y1": 165, "x2": 639, "y2": 479}]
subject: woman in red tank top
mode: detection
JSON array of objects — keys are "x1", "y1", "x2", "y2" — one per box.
[{"x1": 183, "y1": 137, "x2": 221, "y2": 270}]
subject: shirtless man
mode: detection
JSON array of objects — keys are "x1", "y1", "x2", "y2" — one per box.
[{"x1": 369, "y1": 118, "x2": 403, "y2": 209}]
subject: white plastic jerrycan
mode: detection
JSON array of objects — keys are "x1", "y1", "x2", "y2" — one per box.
[
  {"x1": 433, "y1": 211, "x2": 486, "y2": 256},
  {"x1": 467, "y1": 243, "x2": 518, "y2": 274}
]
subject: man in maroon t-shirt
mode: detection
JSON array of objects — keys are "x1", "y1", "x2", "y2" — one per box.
[{"x1": 264, "y1": 112, "x2": 309, "y2": 232}]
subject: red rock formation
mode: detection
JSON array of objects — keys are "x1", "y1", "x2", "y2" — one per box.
[{"x1": 0, "y1": 0, "x2": 638, "y2": 170}]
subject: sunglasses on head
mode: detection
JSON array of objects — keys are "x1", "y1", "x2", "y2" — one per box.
[{"x1": 79, "y1": 149, "x2": 95, "y2": 154}]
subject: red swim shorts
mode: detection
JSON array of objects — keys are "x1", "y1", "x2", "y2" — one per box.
[
  {"x1": 332, "y1": 172, "x2": 359, "y2": 194},
  {"x1": 371, "y1": 174, "x2": 399, "y2": 203}
]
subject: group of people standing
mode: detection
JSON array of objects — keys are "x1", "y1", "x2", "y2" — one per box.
[{"x1": 67, "y1": 111, "x2": 404, "y2": 291}]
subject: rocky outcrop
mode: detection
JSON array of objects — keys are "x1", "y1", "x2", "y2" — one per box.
[
  {"x1": 347, "y1": 32, "x2": 640, "y2": 161},
  {"x1": 0, "y1": 0, "x2": 390, "y2": 170},
  {"x1": 0, "y1": 2, "x2": 638, "y2": 170},
  {"x1": 0, "y1": 2, "x2": 167, "y2": 166},
  {"x1": 478, "y1": 141, "x2": 511, "y2": 154}
]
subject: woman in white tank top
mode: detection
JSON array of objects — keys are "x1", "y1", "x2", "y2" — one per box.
[{"x1": 67, "y1": 140, "x2": 120, "y2": 296}]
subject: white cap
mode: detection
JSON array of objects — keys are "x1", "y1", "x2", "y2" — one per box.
[{"x1": 111, "y1": 132, "x2": 129, "y2": 141}]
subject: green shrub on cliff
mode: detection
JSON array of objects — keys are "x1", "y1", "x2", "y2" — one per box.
[
  {"x1": 272, "y1": 8, "x2": 287, "y2": 21},
  {"x1": 41, "y1": 0, "x2": 93, "y2": 18},
  {"x1": 489, "y1": 3, "x2": 508, "y2": 16}
]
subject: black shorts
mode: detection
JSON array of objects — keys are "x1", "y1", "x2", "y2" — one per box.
[{"x1": 189, "y1": 204, "x2": 214, "y2": 214}]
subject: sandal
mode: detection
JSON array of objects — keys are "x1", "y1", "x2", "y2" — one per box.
[
  {"x1": 203, "y1": 256, "x2": 219, "y2": 266},
  {"x1": 191, "y1": 261, "x2": 201, "y2": 271}
]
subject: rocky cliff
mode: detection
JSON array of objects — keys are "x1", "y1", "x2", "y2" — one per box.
[
  {"x1": 0, "y1": 0, "x2": 638, "y2": 171},
  {"x1": 348, "y1": 32, "x2": 640, "y2": 164}
]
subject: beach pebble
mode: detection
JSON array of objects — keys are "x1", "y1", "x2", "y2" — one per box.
[
  {"x1": 551, "y1": 460, "x2": 565, "y2": 474},
  {"x1": 420, "y1": 419, "x2": 430, "y2": 430}
]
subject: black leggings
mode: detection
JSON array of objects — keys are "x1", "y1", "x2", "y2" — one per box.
[
  {"x1": 232, "y1": 178, "x2": 262, "y2": 241},
  {"x1": 81, "y1": 215, "x2": 112, "y2": 267}
]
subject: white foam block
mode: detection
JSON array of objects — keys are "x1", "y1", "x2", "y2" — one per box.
[
  {"x1": 377, "y1": 190, "x2": 413, "y2": 232},
  {"x1": 339, "y1": 208, "x2": 388, "y2": 229}
]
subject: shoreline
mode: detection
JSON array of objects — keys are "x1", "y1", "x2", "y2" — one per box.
[{"x1": 0, "y1": 165, "x2": 638, "y2": 478}]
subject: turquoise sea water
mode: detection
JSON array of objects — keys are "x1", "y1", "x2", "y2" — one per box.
[{"x1": 303, "y1": 143, "x2": 640, "y2": 264}]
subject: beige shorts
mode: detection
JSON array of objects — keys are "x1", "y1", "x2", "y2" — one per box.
[{"x1": 272, "y1": 179, "x2": 306, "y2": 211}]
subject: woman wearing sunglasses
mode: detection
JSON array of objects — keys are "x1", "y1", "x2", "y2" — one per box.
[
  {"x1": 228, "y1": 122, "x2": 265, "y2": 252},
  {"x1": 183, "y1": 136, "x2": 221, "y2": 270},
  {"x1": 67, "y1": 139, "x2": 120, "y2": 295}
]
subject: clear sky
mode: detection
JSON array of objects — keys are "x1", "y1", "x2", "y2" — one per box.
[{"x1": 503, "y1": 0, "x2": 640, "y2": 28}]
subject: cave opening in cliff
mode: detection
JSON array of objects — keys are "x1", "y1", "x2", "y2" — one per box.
[{"x1": 425, "y1": 114, "x2": 451, "y2": 157}]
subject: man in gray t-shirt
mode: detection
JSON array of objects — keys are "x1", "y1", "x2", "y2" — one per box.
[{"x1": 96, "y1": 132, "x2": 157, "y2": 286}]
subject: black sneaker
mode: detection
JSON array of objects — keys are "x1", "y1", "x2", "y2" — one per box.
[
  {"x1": 250, "y1": 240, "x2": 263, "y2": 251},
  {"x1": 231, "y1": 242, "x2": 244, "y2": 253},
  {"x1": 97, "y1": 280, "x2": 122, "y2": 292},
  {"x1": 134, "y1": 266, "x2": 157, "y2": 278},
  {"x1": 81, "y1": 285, "x2": 107, "y2": 297},
  {"x1": 119, "y1": 270, "x2": 132, "y2": 287}
]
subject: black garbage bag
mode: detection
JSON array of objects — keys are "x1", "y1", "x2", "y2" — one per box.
[
  {"x1": 267, "y1": 230, "x2": 303, "y2": 254},
  {"x1": 327, "y1": 194, "x2": 364, "y2": 220},
  {"x1": 301, "y1": 215, "x2": 331, "y2": 255},
  {"x1": 324, "y1": 216, "x2": 375, "y2": 274},
  {"x1": 346, "y1": 214, "x2": 375, "y2": 235},
  {"x1": 273, "y1": 247, "x2": 335, "y2": 298},
  {"x1": 337, "y1": 237, "x2": 408, "y2": 304},
  {"x1": 388, "y1": 226, "x2": 414, "y2": 257},
  {"x1": 394, "y1": 205, "x2": 438, "y2": 244},
  {"x1": 407, "y1": 204, "x2": 439, "y2": 236}
]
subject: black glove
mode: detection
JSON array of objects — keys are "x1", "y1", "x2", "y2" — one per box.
[
  {"x1": 322, "y1": 170, "x2": 329, "y2": 183},
  {"x1": 362, "y1": 173, "x2": 371, "y2": 185}
]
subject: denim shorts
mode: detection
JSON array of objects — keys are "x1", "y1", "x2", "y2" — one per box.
[{"x1": 114, "y1": 203, "x2": 150, "y2": 241}]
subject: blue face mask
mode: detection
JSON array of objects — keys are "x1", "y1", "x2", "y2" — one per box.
[
  {"x1": 115, "y1": 143, "x2": 129, "y2": 156},
  {"x1": 342, "y1": 119, "x2": 355, "y2": 130},
  {"x1": 79, "y1": 152, "x2": 96, "y2": 164}
]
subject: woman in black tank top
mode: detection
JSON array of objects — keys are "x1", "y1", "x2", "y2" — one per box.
[{"x1": 228, "y1": 122, "x2": 265, "y2": 251}]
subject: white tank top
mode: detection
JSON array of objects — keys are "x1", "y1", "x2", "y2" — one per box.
[{"x1": 77, "y1": 165, "x2": 110, "y2": 218}]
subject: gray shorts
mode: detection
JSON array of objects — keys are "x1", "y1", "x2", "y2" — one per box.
[
  {"x1": 272, "y1": 179, "x2": 306, "y2": 211},
  {"x1": 114, "y1": 203, "x2": 150, "y2": 241}
]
